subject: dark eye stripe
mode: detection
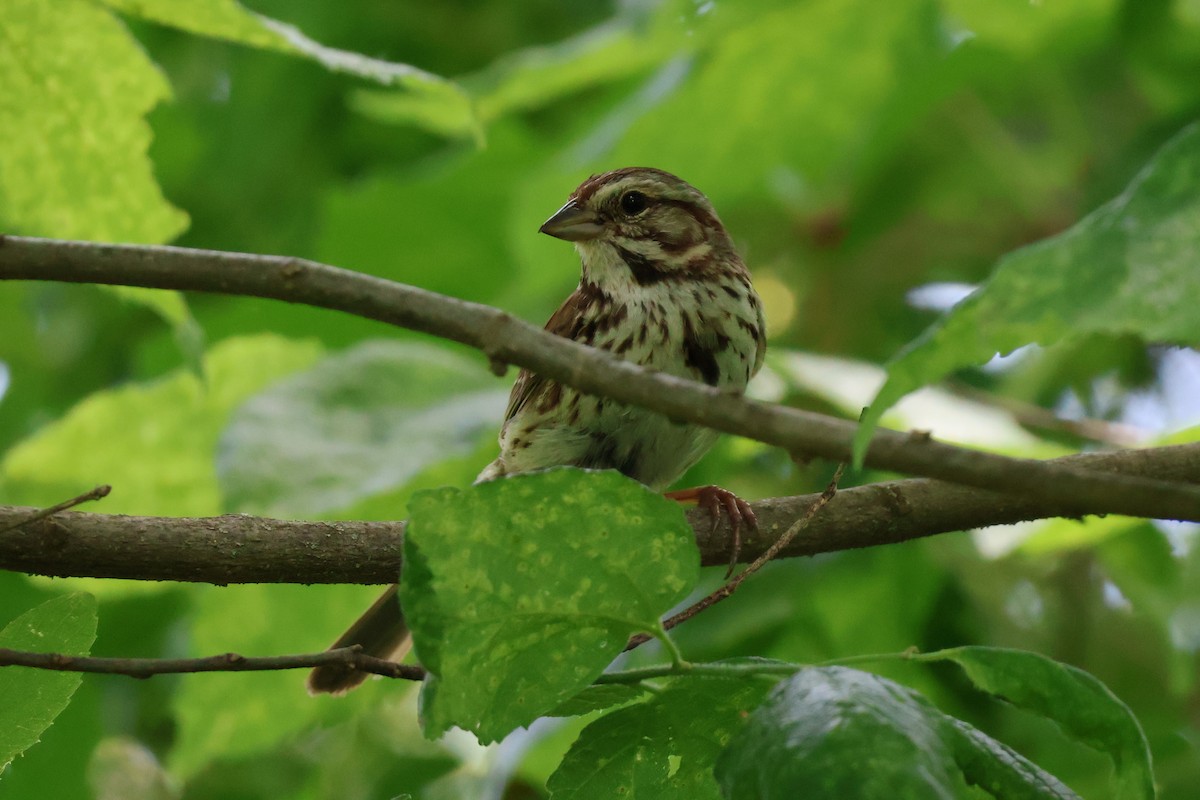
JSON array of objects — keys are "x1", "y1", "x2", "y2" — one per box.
[{"x1": 656, "y1": 198, "x2": 719, "y2": 230}]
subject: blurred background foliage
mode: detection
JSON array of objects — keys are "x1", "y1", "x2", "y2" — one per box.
[{"x1": 2, "y1": 0, "x2": 1200, "y2": 797}]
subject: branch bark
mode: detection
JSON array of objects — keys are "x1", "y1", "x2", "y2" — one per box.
[
  {"x1": 2, "y1": 235, "x2": 1200, "y2": 522},
  {"x1": 2, "y1": 446, "x2": 1196, "y2": 585}
]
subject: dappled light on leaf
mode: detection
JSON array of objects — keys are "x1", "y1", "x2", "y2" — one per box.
[{"x1": 401, "y1": 468, "x2": 698, "y2": 742}]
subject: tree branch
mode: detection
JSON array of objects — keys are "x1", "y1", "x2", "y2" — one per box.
[
  {"x1": 2, "y1": 235, "x2": 1199, "y2": 522},
  {"x1": 0, "y1": 646, "x2": 425, "y2": 681},
  {"x1": 2, "y1": 446, "x2": 1196, "y2": 585}
]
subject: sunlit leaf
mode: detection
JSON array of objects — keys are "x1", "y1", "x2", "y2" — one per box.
[
  {"x1": 1, "y1": 334, "x2": 321, "y2": 518},
  {"x1": 402, "y1": 469, "x2": 698, "y2": 742},
  {"x1": 0, "y1": 0, "x2": 188, "y2": 242}
]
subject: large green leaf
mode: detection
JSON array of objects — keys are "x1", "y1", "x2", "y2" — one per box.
[
  {"x1": 923, "y1": 646, "x2": 1154, "y2": 800},
  {"x1": 1, "y1": 334, "x2": 321, "y2": 518},
  {"x1": 0, "y1": 0, "x2": 195, "y2": 339},
  {"x1": 857, "y1": 122, "x2": 1200, "y2": 460},
  {"x1": 401, "y1": 469, "x2": 699, "y2": 742},
  {"x1": 0, "y1": 0, "x2": 187, "y2": 242},
  {"x1": 715, "y1": 667, "x2": 1079, "y2": 799},
  {"x1": 548, "y1": 673, "x2": 772, "y2": 799},
  {"x1": 0, "y1": 594, "x2": 98, "y2": 771},
  {"x1": 217, "y1": 340, "x2": 506, "y2": 517}
]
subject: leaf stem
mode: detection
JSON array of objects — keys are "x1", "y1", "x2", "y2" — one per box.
[{"x1": 651, "y1": 626, "x2": 690, "y2": 671}]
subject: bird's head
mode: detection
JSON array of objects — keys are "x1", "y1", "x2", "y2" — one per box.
[{"x1": 539, "y1": 167, "x2": 737, "y2": 289}]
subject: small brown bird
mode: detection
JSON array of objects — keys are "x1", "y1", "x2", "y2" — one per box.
[{"x1": 308, "y1": 168, "x2": 766, "y2": 694}]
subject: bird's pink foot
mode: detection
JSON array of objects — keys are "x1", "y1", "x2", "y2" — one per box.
[{"x1": 664, "y1": 485, "x2": 757, "y2": 577}]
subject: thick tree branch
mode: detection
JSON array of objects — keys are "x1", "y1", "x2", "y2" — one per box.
[
  {"x1": 2, "y1": 235, "x2": 1199, "y2": 522},
  {"x1": 2, "y1": 446, "x2": 1196, "y2": 585},
  {"x1": 0, "y1": 646, "x2": 425, "y2": 681}
]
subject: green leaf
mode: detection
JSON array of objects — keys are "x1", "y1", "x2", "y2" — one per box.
[
  {"x1": 923, "y1": 646, "x2": 1154, "y2": 800},
  {"x1": 352, "y1": 0, "x2": 704, "y2": 140},
  {"x1": 0, "y1": 0, "x2": 188, "y2": 242},
  {"x1": 0, "y1": 594, "x2": 99, "y2": 770},
  {"x1": 715, "y1": 667, "x2": 968, "y2": 799},
  {"x1": 1, "y1": 334, "x2": 322, "y2": 518},
  {"x1": 856, "y1": 122, "x2": 1200, "y2": 462},
  {"x1": 217, "y1": 340, "x2": 506, "y2": 516},
  {"x1": 608, "y1": 0, "x2": 947, "y2": 203},
  {"x1": 940, "y1": 0, "x2": 1117, "y2": 54},
  {"x1": 715, "y1": 666, "x2": 1079, "y2": 799},
  {"x1": 944, "y1": 718, "x2": 1084, "y2": 800},
  {"x1": 401, "y1": 469, "x2": 699, "y2": 742},
  {"x1": 547, "y1": 684, "x2": 648, "y2": 718},
  {"x1": 100, "y1": 0, "x2": 290, "y2": 49},
  {"x1": 549, "y1": 675, "x2": 772, "y2": 799},
  {"x1": 101, "y1": 0, "x2": 475, "y2": 135},
  {"x1": 0, "y1": 0, "x2": 198, "y2": 342}
]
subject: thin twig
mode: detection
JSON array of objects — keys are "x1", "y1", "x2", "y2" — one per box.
[
  {"x1": 627, "y1": 465, "x2": 846, "y2": 651},
  {"x1": 0, "y1": 485, "x2": 110, "y2": 534},
  {"x1": 0, "y1": 645, "x2": 426, "y2": 681}
]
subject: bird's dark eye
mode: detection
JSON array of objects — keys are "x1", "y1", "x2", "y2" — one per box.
[{"x1": 619, "y1": 191, "x2": 649, "y2": 215}]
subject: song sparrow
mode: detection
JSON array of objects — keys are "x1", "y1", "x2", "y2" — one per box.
[{"x1": 308, "y1": 167, "x2": 766, "y2": 694}]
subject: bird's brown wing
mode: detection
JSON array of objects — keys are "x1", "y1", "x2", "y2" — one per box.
[{"x1": 502, "y1": 286, "x2": 592, "y2": 424}]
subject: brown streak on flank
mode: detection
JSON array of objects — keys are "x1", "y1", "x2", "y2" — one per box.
[
  {"x1": 681, "y1": 313, "x2": 721, "y2": 386},
  {"x1": 596, "y1": 303, "x2": 628, "y2": 334},
  {"x1": 537, "y1": 381, "x2": 563, "y2": 414},
  {"x1": 713, "y1": 328, "x2": 732, "y2": 352},
  {"x1": 737, "y1": 317, "x2": 759, "y2": 340},
  {"x1": 501, "y1": 282, "x2": 608, "y2": 425}
]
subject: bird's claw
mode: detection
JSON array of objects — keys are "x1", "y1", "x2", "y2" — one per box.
[{"x1": 664, "y1": 485, "x2": 757, "y2": 578}]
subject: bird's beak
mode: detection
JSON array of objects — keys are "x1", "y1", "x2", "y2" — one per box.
[{"x1": 539, "y1": 200, "x2": 604, "y2": 242}]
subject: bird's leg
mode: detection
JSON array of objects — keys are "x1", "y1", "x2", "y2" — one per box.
[{"x1": 663, "y1": 485, "x2": 757, "y2": 577}]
